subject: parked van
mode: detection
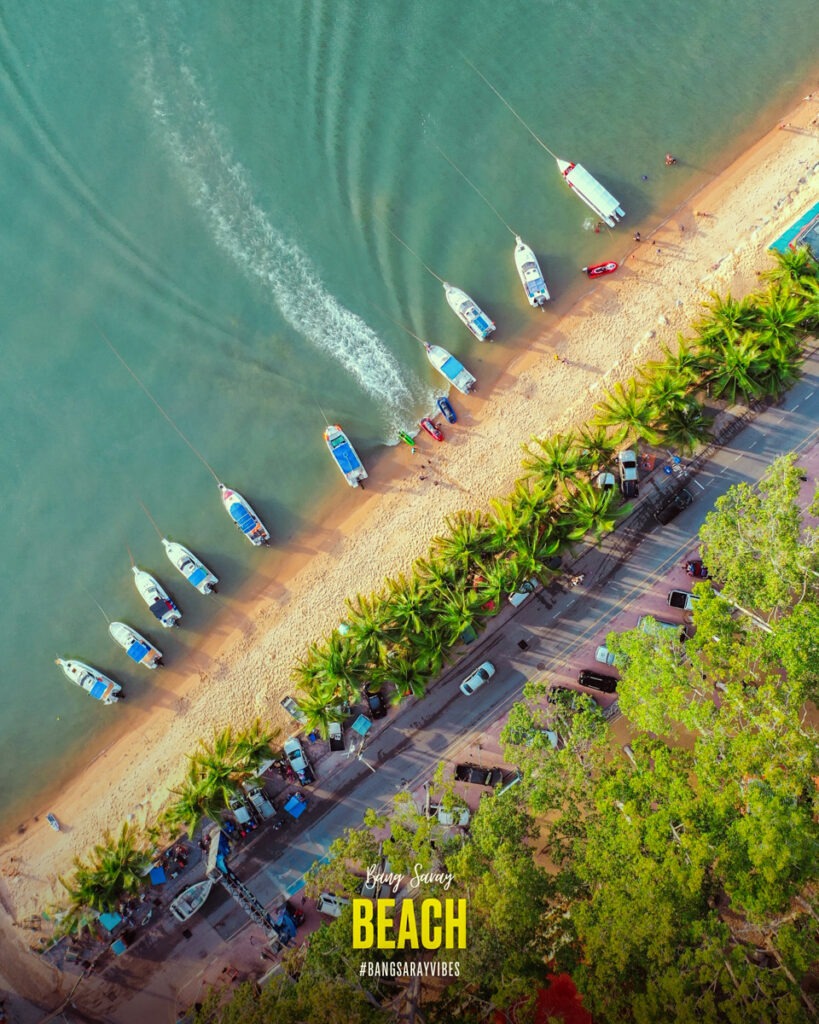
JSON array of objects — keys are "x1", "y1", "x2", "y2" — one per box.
[{"x1": 316, "y1": 892, "x2": 351, "y2": 917}]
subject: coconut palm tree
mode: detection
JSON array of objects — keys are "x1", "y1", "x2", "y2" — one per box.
[
  {"x1": 639, "y1": 367, "x2": 693, "y2": 415},
  {"x1": 383, "y1": 572, "x2": 429, "y2": 637},
  {"x1": 344, "y1": 591, "x2": 395, "y2": 670},
  {"x1": 429, "y1": 510, "x2": 493, "y2": 574},
  {"x1": 572, "y1": 425, "x2": 620, "y2": 476},
  {"x1": 647, "y1": 335, "x2": 703, "y2": 388},
  {"x1": 694, "y1": 291, "x2": 759, "y2": 342},
  {"x1": 521, "y1": 431, "x2": 583, "y2": 491},
  {"x1": 162, "y1": 762, "x2": 225, "y2": 838},
  {"x1": 592, "y1": 379, "x2": 662, "y2": 446},
  {"x1": 371, "y1": 654, "x2": 429, "y2": 703},
  {"x1": 762, "y1": 245, "x2": 818, "y2": 291},
  {"x1": 656, "y1": 400, "x2": 712, "y2": 454},
  {"x1": 295, "y1": 633, "x2": 361, "y2": 706},
  {"x1": 61, "y1": 823, "x2": 153, "y2": 916},
  {"x1": 194, "y1": 731, "x2": 244, "y2": 809},
  {"x1": 755, "y1": 284, "x2": 808, "y2": 347},
  {"x1": 233, "y1": 718, "x2": 279, "y2": 779},
  {"x1": 426, "y1": 582, "x2": 485, "y2": 648},
  {"x1": 558, "y1": 481, "x2": 620, "y2": 544},
  {"x1": 293, "y1": 688, "x2": 346, "y2": 740},
  {"x1": 697, "y1": 331, "x2": 769, "y2": 404}
]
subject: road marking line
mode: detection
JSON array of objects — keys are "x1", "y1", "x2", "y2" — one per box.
[{"x1": 693, "y1": 480, "x2": 706, "y2": 490}]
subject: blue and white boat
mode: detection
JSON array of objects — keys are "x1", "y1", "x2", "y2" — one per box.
[
  {"x1": 162, "y1": 539, "x2": 218, "y2": 595},
  {"x1": 108, "y1": 621, "x2": 163, "y2": 669},
  {"x1": 218, "y1": 483, "x2": 270, "y2": 546},
  {"x1": 514, "y1": 236, "x2": 550, "y2": 308},
  {"x1": 423, "y1": 343, "x2": 477, "y2": 394},
  {"x1": 443, "y1": 283, "x2": 495, "y2": 341},
  {"x1": 556, "y1": 158, "x2": 625, "y2": 228},
  {"x1": 324, "y1": 425, "x2": 368, "y2": 488},
  {"x1": 132, "y1": 566, "x2": 182, "y2": 628},
  {"x1": 55, "y1": 658, "x2": 122, "y2": 704}
]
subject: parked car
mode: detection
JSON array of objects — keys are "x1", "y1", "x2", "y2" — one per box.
[
  {"x1": 227, "y1": 792, "x2": 254, "y2": 826},
  {"x1": 430, "y1": 803, "x2": 471, "y2": 826},
  {"x1": 595, "y1": 471, "x2": 616, "y2": 491},
  {"x1": 283, "y1": 737, "x2": 314, "y2": 785},
  {"x1": 637, "y1": 615, "x2": 688, "y2": 641},
  {"x1": 509, "y1": 579, "x2": 537, "y2": 607},
  {"x1": 577, "y1": 669, "x2": 618, "y2": 693},
  {"x1": 454, "y1": 763, "x2": 505, "y2": 786},
  {"x1": 366, "y1": 690, "x2": 387, "y2": 719},
  {"x1": 460, "y1": 661, "x2": 495, "y2": 696},
  {"x1": 281, "y1": 695, "x2": 308, "y2": 726},
  {"x1": 617, "y1": 450, "x2": 639, "y2": 498},
  {"x1": 686, "y1": 559, "x2": 709, "y2": 579},
  {"x1": 595, "y1": 644, "x2": 617, "y2": 666},
  {"x1": 328, "y1": 721, "x2": 345, "y2": 752},
  {"x1": 667, "y1": 589, "x2": 698, "y2": 610},
  {"x1": 316, "y1": 892, "x2": 351, "y2": 917},
  {"x1": 654, "y1": 488, "x2": 693, "y2": 525}
]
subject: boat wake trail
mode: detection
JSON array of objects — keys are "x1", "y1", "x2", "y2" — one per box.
[{"x1": 143, "y1": 51, "x2": 426, "y2": 435}]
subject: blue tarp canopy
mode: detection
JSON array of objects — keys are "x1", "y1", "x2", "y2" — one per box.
[
  {"x1": 188, "y1": 566, "x2": 207, "y2": 587},
  {"x1": 90, "y1": 679, "x2": 108, "y2": 700},
  {"x1": 333, "y1": 441, "x2": 361, "y2": 474},
  {"x1": 149, "y1": 866, "x2": 167, "y2": 885},
  {"x1": 127, "y1": 640, "x2": 151, "y2": 663},
  {"x1": 99, "y1": 911, "x2": 122, "y2": 932},
  {"x1": 351, "y1": 714, "x2": 372, "y2": 737},
  {"x1": 440, "y1": 356, "x2": 464, "y2": 381},
  {"x1": 111, "y1": 938, "x2": 128, "y2": 955},
  {"x1": 284, "y1": 794, "x2": 308, "y2": 818},
  {"x1": 229, "y1": 501, "x2": 257, "y2": 534}
]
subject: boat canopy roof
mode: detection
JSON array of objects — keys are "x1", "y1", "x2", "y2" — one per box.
[
  {"x1": 149, "y1": 598, "x2": 169, "y2": 619},
  {"x1": 188, "y1": 566, "x2": 208, "y2": 586},
  {"x1": 229, "y1": 501, "x2": 257, "y2": 534},
  {"x1": 90, "y1": 679, "x2": 108, "y2": 700},
  {"x1": 440, "y1": 355, "x2": 465, "y2": 380},
  {"x1": 333, "y1": 441, "x2": 361, "y2": 474},
  {"x1": 127, "y1": 640, "x2": 151, "y2": 663}
]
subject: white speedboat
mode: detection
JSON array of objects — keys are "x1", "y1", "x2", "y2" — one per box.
[
  {"x1": 556, "y1": 158, "x2": 625, "y2": 228},
  {"x1": 169, "y1": 879, "x2": 214, "y2": 923},
  {"x1": 162, "y1": 539, "x2": 218, "y2": 595},
  {"x1": 55, "y1": 658, "x2": 122, "y2": 704},
  {"x1": 218, "y1": 483, "x2": 270, "y2": 546},
  {"x1": 108, "y1": 621, "x2": 163, "y2": 669},
  {"x1": 514, "y1": 236, "x2": 550, "y2": 308},
  {"x1": 423, "y1": 343, "x2": 477, "y2": 394},
  {"x1": 132, "y1": 566, "x2": 182, "y2": 628},
  {"x1": 324, "y1": 425, "x2": 368, "y2": 488},
  {"x1": 443, "y1": 283, "x2": 496, "y2": 341}
]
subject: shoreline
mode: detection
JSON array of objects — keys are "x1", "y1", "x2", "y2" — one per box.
[{"x1": 2, "y1": 85, "x2": 818, "y2": 948}]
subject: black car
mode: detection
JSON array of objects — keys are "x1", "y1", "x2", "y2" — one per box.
[
  {"x1": 577, "y1": 669, "x2": 618, "y2": 694},
  {"x1": 454, "y1": 763, "x2": 505, "y2": 787},
  {"x1": 366, "y1": 691, "x2": 387, "y2": 719},
  {"x1": 654, "y1": 488, "x2": 693, "y2": 525}
]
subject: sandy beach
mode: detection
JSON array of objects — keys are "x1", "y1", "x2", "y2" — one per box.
[{"x1": 1, "y1": 87, "x2": 818, "y2": 998}]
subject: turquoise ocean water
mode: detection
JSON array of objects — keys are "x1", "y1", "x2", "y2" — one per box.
[{"x1": 1, "y1": 0, "x2": 816, "y2": 829}]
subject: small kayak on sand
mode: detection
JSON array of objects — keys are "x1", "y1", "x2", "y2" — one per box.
[
  {"x1": 582, "y1": 261, "x2": 618, "y2": 278},
  {"x1": 420, "y1": 417, "x2": 444, "y2": 441},
  {"x1": 437, "y1": 397, "x2": 456, "y2": 423},
  {"x1": 398, "y1": 431, "x2": 417, "y2": 450}
]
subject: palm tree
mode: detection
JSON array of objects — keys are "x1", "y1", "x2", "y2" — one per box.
[
  {"x1": 295, "y1": 633, "x2": 361, "y2": 706},
  {"x1": 412, "y1": 555, "x2": 461, "y2": 592},
  {"x1": 647, "y1": 335, "x2": 703, "y2": 388},
  {"x1": 572, "y1": 425, "x2": 619, "y2": 476},
  {"x1": 429, "y1": 510, "x2": 493, "y2": 573},
  {"x1": 656, "y1": 400, "x2": 712, "y2": 454},
  {"x1": 521, "y1": 432, "x2": 583, "y2": 490},
  {"x1": 293, "y1": 689, "x2": 346, "y2": 740},
  {"x1": 639, "y1": 367, "x2": 692, "y2": 415},
  {"x1": 426, "y1": 582, "x2": 485, "y2": 648},
  {"x1": 195, "y1": 733, "x2": 243, "y2": 810},
  {"x1": 558, "y1": 481, "x2": 620, "y2": 544},
  {"x1": 592, "y1": 379, "x2": 661, "y2": 446},
  {"x1": 383, "y1": 572, "x2": 429, "y2": 637},
  {"x1": 233, "y1": 718, "x2": 280, "y2": 779},
  {"x1": 697, "y1": 331, "x2": 769, "y2": 404},
  {"x1": 755, "y1": 284, "x2": 808, "y2": 347},
  {"x1": 371, "y1": 654, "x2": 429, "y2": 703},
  {"x1": 762, "y1": 245, "x2": 818, "y2": 291},
  {"x1": 694, "y1": 291, "x2": 759, "y2": 342},
  {"x1": 61, "y1": 823, "x2": 153, "y2": 916},
  {"x1": 162, "y1": 762, "x2": 225, "y2": 838},
  {"x1": 344, "y1": 591, "x2": 394, "y2": 670}
]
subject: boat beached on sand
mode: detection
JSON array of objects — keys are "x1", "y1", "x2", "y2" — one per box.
[
  {"x1": 443, "y1": 283, "x2": 496, "y2": 341},
  {"x1": 423, "y1": 343, "x2": 477, "y2": 395},
  {"x1": 218, "y1": 483, "x2": 270, "y2": 546},
  {"x1": 55, "y1": 658, "x2": 123, "y2": 704},
  {"x1": 324, "y1": 425, "x2": 368, "y2": 488},
  {"x1": 582, "y1": 261, "x2": 618, "y2": 278},
  {"x1": 162, "y1": 539, "x2": 218, "y2": 595},
  {"x1": 514, "y1": 236, "x2": 550, "y2": 308},
  {"x1": 132, "y1": 567, "x2": 182, "y2": 628},
  {"x1": 420, "y1": 417, "x2": 444, "y2": 441},
  {"x1": 556, "y1": 158, "x2": 625, "y2": 228},
  {"x1": 108, "y1": 621, "x2": 163, "y2": 669}
]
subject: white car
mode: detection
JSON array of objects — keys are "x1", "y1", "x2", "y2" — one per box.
[
  {"x1": 617, "y1": 450, "x2": 639, "y2": 498},
  {"x1": 460, "y1": 661, "x2": 495, "y2": 696},
  {"x1": 595, "y1": 645, "x2": 617, "y2": 666},
  {"x1": 509, "y1": 579, "x2": 536, "y2": 607},
  {"x1": 316, "y1": 892, "x2": 351, "y2": 917},
  {"x1": 283, "y1": 737, "x2": 314, "y2": 784},
  {"x1": 595, "y1": 471, "x2": 616, "y2": 491}
]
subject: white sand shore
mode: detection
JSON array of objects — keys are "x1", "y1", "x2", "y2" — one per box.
[{"x1": 1, "y1": 90, "x2": 818, "y2": 997}]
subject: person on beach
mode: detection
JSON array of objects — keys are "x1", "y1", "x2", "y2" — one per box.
[
  {"x1": 633, "y1": 231, "x2": 641, "y2": 242},
  {"x1": 665, "y1": 152, "x2": 677, "y2": 166}
]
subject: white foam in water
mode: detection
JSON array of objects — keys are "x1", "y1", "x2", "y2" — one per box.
[{"x1": 143, "y1": 55, "x2": 429, "y2": 436}]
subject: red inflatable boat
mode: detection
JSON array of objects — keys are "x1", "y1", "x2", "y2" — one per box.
[{"x1": 582, "y1": 261, "x2": 618, "y2": 278}]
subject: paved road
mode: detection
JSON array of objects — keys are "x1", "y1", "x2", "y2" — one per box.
[{"x1": 82, "y1": 349, "x2": 819, "y2": 1023}]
